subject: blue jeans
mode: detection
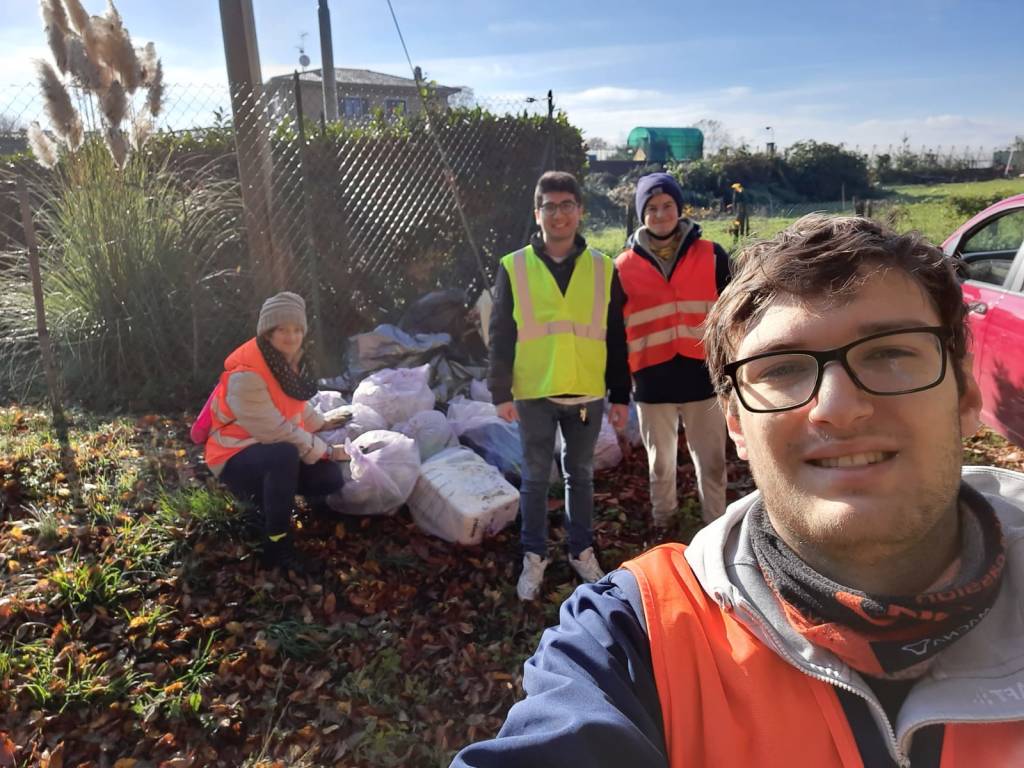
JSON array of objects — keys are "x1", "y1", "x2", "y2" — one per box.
[
  {"x1": 516, "y1": 398, "x2": 604, "y2": 558},
  {"x1": 221, "y1": 443, "x2": 344, "y2": 537}
]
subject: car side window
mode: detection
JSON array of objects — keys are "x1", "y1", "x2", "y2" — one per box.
[
  {"x1": 963, "y1": 258, "x2": 1013, "y2": 286},
  {"x1": 961, "y1": 209, "x2": 1024, "y2": 255}
]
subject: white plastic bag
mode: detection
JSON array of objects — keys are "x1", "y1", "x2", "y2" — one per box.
[
  {"x1": 469, "y1": 379, "x2": 493, "y2": 403},
  {"x1": 318, "y1": 403, "x2": 388, "y2": 445},
  {"x1": 446, "y1": 395, "x2": 499, "y2": 437},
  {"x1": 311, "y1": 390, "x2": 347, "y2": 412},
  {"x1": 327, "y1": 430, "x2": 421, "y2": 516},
  {"x1": 408, "y1": 447, "x2": 519, "y2": 544},
  {"x1": 593, "y1": 415, "x2": 624, "y2": 470},
  {"x1": 552, "y1": 412, "x2": 623, "y2": 471},
  {"x1": 393, "y1": 410, "x2": 459, "y2": 461},
  {"x1": 352, "y1": 364, "x2": 435, "y2": 426}
]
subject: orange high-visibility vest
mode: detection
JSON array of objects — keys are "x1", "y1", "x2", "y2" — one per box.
[
  {"x1": 204, "y1": 338, "x2": 309, "y2": 468},
  {"x1": 615, "y1": 239, "x2": 717, "y2": 371},
  {"x1": 623, "y1": 543, "x2": 1024, "y2": 768}
]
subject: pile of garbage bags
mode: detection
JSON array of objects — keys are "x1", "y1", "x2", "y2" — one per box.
[{"x1": 313, "y1": 290, "x2": 632, "y2": 544}]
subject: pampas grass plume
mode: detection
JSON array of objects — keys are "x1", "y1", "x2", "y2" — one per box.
[
  {"x1": 41, "y1": 0, "x2": 71, "y2": 73},
  {"x1": 28, "y1": 121, "x2": 60, "y2": 168},
  {"x1": 99, "y1": 78, "x2": 127, "y2": 126},
  {"x1": 137, "y1": 41, "x2": 157, "y2": 85},
  {"x1": 92, "y1": 1, "x2": 140, "y2": 91},
  {"x1": 63, "y1": 0, "x2": 92, "y2": 35},
  {"x1": 105, "y1": 124, "x2": 128, "y2": 167},
  {"x1": 65, "y1": 33, "x2": 105, "y2": 90},
  {"x1": 129, "y1": 115, "x2": 152, "y2": 152},
  {"x1": 36, "y1": 58, "x2": 82, "y2": 144},
  {"x1": 147, "y1": 58, "x2": 164, "y2": 118}
]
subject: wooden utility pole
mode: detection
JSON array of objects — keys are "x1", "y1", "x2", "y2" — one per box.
[
  {"x1": 219, "y1": 0, "x2": 287, "y2": 295},
  {"x1": 318, "y1": 0, "x2": 338, "y2": 121}
]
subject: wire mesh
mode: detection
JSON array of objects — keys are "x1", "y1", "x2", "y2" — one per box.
[{"x1": 0, "y1": 79, "x2": 584, "y2": 406}]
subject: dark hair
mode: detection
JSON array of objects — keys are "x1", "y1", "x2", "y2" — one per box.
[
  {"x1": 534, "y1": 171, "x2": 582, "y2": 209},
  {"x1": 704, "y1": 214, "x2": 970, "y2": 397}
]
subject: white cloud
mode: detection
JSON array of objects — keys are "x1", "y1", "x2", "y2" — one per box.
[{"x1": 558, "y1": 87, "x2": 662, "y2": 106}]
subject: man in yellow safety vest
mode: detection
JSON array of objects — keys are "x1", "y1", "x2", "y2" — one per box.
[{"x1": 487, "y1": 170, "x2": 630, "y2": 601}]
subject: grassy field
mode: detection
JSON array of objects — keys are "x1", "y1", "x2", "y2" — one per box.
[{"x1": 586, "y1": 177, "x2": 1024, "y2": 254}]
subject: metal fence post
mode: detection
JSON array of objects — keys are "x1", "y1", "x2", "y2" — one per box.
[{"x1": 16, "y1": 175, "x2": 76, "y2": 489}]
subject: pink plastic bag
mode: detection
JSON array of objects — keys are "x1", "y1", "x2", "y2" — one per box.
[{"x1": 190, "y1": 385, "x2": 221, "y2": 444}]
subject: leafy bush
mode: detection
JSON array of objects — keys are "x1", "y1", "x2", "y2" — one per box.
[
  {"x1": 946, "y1": 193, "x2": 1007, "y2": 220},
  {"x1": 784, "y1": 140, "x2": 871, "y2": 200}
]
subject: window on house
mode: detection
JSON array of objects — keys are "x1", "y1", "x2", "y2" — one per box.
[
  {"x1": 341, "y1": 97, "x2": 368, "y2": 118},
  {"x1": 385, "y1": 98, "x2": 407, "y2": 116}
]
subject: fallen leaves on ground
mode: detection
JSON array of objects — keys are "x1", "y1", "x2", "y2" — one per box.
[{"x1": 0, "y1": 407, "x2": 1019, "y2": 765}]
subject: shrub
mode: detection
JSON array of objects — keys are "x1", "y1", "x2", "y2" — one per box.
[
  {"x1": 784, "y1": 140, "x2": 871, "y2": 200},
  {"x1": 3, "y1": 141, "x2": 248, "y2": 408}
]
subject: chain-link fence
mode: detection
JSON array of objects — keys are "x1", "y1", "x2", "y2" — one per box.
[{"x1": 0, "y1": 80, "x2": 585, "y2": 408}]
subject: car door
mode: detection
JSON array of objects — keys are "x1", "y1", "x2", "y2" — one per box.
[
  {"x1": 978, "y1": 249, "x2": 1024, "y2": 446},
  {"x1": 949, "y1": 207, "x2": 1024, "y2": 446}
]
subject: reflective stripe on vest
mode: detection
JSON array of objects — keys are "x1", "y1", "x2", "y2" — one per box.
[
  {"x1": 624, "y1": 300, "x2": 716, "y2": 328},
  {"x1": 510, "y1": 248, "x2": 607, "y2": 342},
  {"x1": 503, "y1": 245, "x2": 611, "y2": 400},
  {"x1": 204, "y1": 338, "x2": 308, "y2": 468},
  {"x1": 623, "y1": 543, "x2": 1024, "y2": 768},
  {"x1": 616, "y1": 239, "x2": 717, "y2": 370}
]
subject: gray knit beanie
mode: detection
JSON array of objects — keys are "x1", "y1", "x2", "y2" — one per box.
[{"x1": 257, "y1": 292, "x2": 307, "y2": 336}]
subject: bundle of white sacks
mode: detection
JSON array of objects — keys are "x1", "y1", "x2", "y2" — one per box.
[{"x1": 316, "y1": 365, "x2": 631, "y2": 545}]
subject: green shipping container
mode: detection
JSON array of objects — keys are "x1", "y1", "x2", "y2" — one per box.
[{"x1": 626, "y1": 127, "x2": 704, "y2": 163}]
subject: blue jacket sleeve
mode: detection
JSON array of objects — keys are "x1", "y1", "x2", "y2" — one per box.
[{"x1": 450, "y1": 570, "x2": 667, "y2": 767}]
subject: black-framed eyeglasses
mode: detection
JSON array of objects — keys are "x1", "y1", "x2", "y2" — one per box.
[
  {"x1": 538, "y1": 200, "x2": 579, "y2": 216},
  {"x1": 721, "y1": 326, "x2": 952, "y2": 413}
]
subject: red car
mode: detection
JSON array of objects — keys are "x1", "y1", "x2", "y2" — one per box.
[{"x1": 942, "y1": 193, "x2": 1024, "y2": 447}]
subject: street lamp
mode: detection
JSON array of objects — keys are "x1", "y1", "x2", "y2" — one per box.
[{"x1": 765, "y1": 126, "x2": 776, "y2": 156}]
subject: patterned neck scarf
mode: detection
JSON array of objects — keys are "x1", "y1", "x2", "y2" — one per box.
[
  {"x1": 749, "y1": 485, "x2": 1005, "y2": 678},
  {"x1": 256, "y1": 335, "x2": 318, "y2": 401}
]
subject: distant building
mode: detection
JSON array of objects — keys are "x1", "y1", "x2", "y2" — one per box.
[
  {"x1": 265, "y1": 68, "x2": 460, "y2": 123},
  {"x1": 626, "y1": 127, "x2": 704, "y2": 163}
]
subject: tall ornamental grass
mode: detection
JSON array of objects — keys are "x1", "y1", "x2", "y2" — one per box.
[
  {"x1": 33, "y1": 141, "x2": 247, "y2": 407},
  {"x1": 3, "y1": 0, "x2": 250, "y2": 408}
]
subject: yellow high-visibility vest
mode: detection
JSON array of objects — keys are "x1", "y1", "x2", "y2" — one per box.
[{"x1": 503, "y1": 244, "x2": 612, "y2": 400}]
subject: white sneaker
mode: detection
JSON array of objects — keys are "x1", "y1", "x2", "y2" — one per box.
[
  {"x1": 569, "y1": 547, "x2": 605, "y2": 583},
  {"x1": 516, "y1": 553, "x2": 549, "y2": 601}
]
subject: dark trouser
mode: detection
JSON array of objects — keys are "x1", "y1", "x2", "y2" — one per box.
[
  {"x1": 220, "y1": 443, "x2": 344, "y2": 538},
  {"x1": 516, "y1": 398, "x2": 604, "y2": 558}
]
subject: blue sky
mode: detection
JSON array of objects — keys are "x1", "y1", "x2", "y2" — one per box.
[{"x1": 1, "y1": 0, "x2": 1021, "y2": 153}]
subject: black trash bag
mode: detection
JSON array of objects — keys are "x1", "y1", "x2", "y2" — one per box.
[
  {"x1": 399, "y1": 289, "x2": 469, "y2": 337},
  {"x1": 343, "y1": 324, "x2": 451, "y2": 381},
  {"x1": 431, "y1": 356, "x2": 488, "y2": 403},
  {"x1": 400, "y1": 289, "x2": 488, "y2": 363}
]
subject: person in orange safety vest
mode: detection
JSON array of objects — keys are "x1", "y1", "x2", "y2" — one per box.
[
  {"x1": 616, "y1": 173, "x2": 731, "y2": 528},
  {"x1": 205, "y1": 292, "x2": 349, "y2": 573}
]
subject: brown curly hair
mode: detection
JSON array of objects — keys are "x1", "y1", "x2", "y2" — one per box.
[{"x1": 703, "y1": 214, "x2": 970, "y2": 400}]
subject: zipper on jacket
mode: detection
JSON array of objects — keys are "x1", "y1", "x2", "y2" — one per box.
[{"x1": 734, "y1": 602, "x2": 911, "y2": 768}]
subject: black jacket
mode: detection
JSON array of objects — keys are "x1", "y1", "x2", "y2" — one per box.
[
  {"x1": 620, "y1": 223, "x2": 731, "y2": 404},
  {"x1": 487, "y1": 232, "x2": 630, "y2": 406}
]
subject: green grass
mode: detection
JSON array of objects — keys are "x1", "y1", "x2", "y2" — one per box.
[{"x1": 585, "y1": 178, "x2": 1024, "y2": 254}]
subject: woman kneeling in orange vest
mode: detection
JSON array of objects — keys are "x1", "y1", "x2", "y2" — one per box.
[{"x1": 204, "y1": 292, "x2": 348, "y2": 573}]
